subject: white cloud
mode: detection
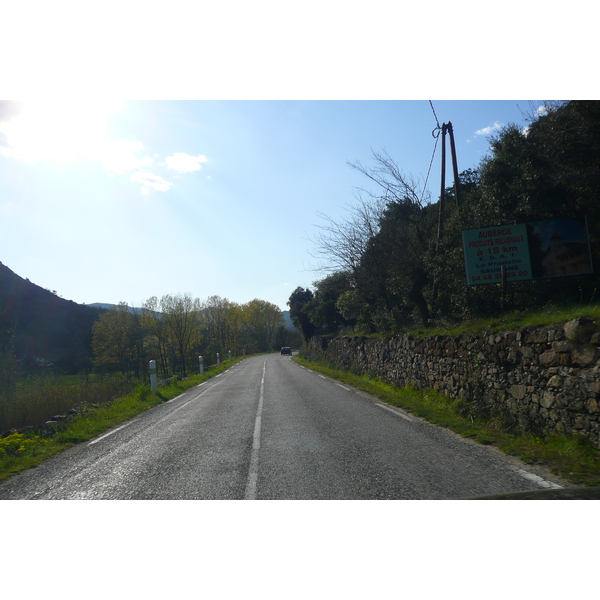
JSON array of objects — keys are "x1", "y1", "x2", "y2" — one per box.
[
  {"x1": 131, "y1": 171, "x2": 172, "y2": 194},
  {"x1": 475, "y1": 121, "x2": 503, "y2": 136},
  {"x1": 165, "y1": 152, "x2": 208, "y2": 173}
]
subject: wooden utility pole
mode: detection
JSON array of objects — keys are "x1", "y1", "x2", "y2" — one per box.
[
  {"x1": 433, "y1": 121, "x2": 461, "y2": 306},
  {"x1": 436, "y1": 121, "x2": 461, "y2": 249},
  {"x1": 436, "y1": 123, "x2": 447, "y2": 247},
  {"x1": 447, "y1": 122, "x2": 461, "y2": 210}
]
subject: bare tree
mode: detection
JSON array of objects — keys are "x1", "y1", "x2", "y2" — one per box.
[
  {"x1": 307, "y1": 149, "x2": 430, "y2": 276},
  {"x1": 160, "y1": 293, "x2": 201, "y2": 377},
  {"x1": 307, "y1": 194, "x2": 386, "y2": 274}
]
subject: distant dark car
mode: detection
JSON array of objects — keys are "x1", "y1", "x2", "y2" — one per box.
[{"x1": 281, "y1": 347, "x2": 292, "y2": 356}]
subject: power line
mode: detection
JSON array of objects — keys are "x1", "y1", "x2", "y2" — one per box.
[
  {"x1": 429, "y1": 100, "x2": 441, "y2": 132},
  {"x1": 421, "y1": 133, "x2": 439, "y2": 205},
  {"x1": 421, "y1": 101, "x2": 441, "y2": 204}
]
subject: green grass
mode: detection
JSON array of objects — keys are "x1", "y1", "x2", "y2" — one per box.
[
  {"x1": 342, "y1": 303, "x2": 600, "y2": 340},
  {"x1": 294, "y1": 356, "x2": 600, "y2": 487},
  {"x1": 0, "y1": 358, "x2": 244, "y2": 482},
  {"x1": 1, "y1": 372, "x2": 139, "y2": 433}
]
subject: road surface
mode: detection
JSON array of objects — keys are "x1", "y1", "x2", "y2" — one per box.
[{"x1": 0, "y1": 354, "x2": 566, "y2": 499}]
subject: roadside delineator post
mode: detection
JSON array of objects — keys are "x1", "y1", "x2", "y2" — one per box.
[
  {"x1": 149, "y1": 360, "x2": 158, "y2": 394},
  {"x1": 217, "y1": 353, "x2": 220, "y2": 366},
  {"x1": 228, "y1": 350, "x2": 232, "y2": 361},
  {"x1": 199, "y1": 355, "x2": 204, "y2": 375}
]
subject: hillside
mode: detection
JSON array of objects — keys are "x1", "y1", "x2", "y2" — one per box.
[{"x1": 0, "y1": 262, "x2": 102, "y2": 371}]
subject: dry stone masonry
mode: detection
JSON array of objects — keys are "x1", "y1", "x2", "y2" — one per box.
[{"x1": 304, "y1": 317, "x2": 600, "y2": 448}]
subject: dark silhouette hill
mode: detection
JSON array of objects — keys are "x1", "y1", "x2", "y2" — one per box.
[{"x1": 0, "y1": 262, "x2": 102, "y2": 372}]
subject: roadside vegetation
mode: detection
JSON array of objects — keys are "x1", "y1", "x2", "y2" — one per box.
[
  {"x1": 0, "y1": 357, "x2": 243, "y2": 482},
  {"x1": 396, "y1": 302, "x2": 600, "y2": 339},
  {"x1": 288, "y1": 101, "x2": 600, "y2": 339},
  {"x1": 294, "y1": 355, "x2": 600, "y2": 487}
]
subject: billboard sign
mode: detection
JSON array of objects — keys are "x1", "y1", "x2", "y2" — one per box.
[{"x1": 462, "y1": 217, "x2": 593, "y2": 286}]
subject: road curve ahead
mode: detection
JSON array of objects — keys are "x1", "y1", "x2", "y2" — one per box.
[{"x1": 0, "y1": 354, "x2": 564, "y2": 499}]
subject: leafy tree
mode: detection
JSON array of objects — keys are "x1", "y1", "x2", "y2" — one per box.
[
  {"x1": 306, "y1": 272, "x2": 354, "y2": 331},
  {"x1": 287, "y1": 287, "x2": 317, "y2": 343},
  {"x1": 92, "y1": 303, "x2": 136, "y2": 375},
  {"x1": 141, "y1": 296, "x2": 171, "y2": 378},
  {"x1": 199, "y1": 296, "x2": 239, "y2": 361},
  {"x1": 241, "y1": 299, "x2": 285, "y2": 352},
  {"x1": 347, "y1": 151, "x2": 437, "y2": 328},
  {"x1": 359, "y1": 200, "x2": 438, "y2": 328}
]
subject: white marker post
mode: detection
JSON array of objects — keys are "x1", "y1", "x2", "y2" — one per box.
[
  {"x1": 149, "y1": 360, "x2": 158, "y2": 394},
  {"x1": 217, "y1": 353, "x2": 220, "y2": 366},
  {"x1": 199, "y1": 355, "x2": 204, "y2": 375},
  {"x1": 228, "y1": 350, "x2": 232, "y2": 361}
]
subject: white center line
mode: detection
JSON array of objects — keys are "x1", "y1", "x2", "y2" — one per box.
[{"x1": 245, "y1": 359, "x2": 267, "y2": 500}]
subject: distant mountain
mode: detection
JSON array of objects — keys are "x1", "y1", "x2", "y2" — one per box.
[
  {"x1": 0, "y1": 262, "x2": 102, "y2": 371},
  {"x1": 86, "y1": 303, "x2": 143, "y2": 314},
  {"x1": 282, "y1": 310, "x2": 296, "y2": 330}
]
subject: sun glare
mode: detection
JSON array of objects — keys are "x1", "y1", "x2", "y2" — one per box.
[{"x1": 1, "y1": 99, "x2": 123, "y2": 164}]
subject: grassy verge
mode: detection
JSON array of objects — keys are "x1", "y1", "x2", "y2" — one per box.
[
  {"x1": 294, "y1": 356, "x2": 600, "y2": 487},
  {"x1": 340, "y1": 303, "x2": 600, "y2": 341},
  {"x1": 0, "y1": 358, "x2": 243, "y2": 482}
]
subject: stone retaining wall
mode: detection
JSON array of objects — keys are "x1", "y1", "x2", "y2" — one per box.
[{"x1": 304, "y1": 317, "x2": 600, "y2": 447}]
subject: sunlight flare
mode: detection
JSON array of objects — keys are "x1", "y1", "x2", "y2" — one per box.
[{"x1": 0, "y1": 99, "x2": 124, "y2": 164}]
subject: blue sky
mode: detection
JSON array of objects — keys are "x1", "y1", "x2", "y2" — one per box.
[
  {"x1": 0, "y1": 99, "x2": 560, "y2": 310},
  {"x1": 1, "y1": 3, "x2": 592, "y2": 313}
]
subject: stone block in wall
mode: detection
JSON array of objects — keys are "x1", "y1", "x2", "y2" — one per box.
[
  {"x1": 586, "y1": 398, "x2": 599, "y2": 413},
  {"x1": 509, "y1": 384, "x2": 527, "y2": 399},
  {"x1": 584, "y1": 379, "x2": 600, "y2": 395},
  {"x1": 552, "y1": 340, "x2": 572, "y2": 353},
  {"x1": 539, "y1": 349, "x2": 559, "y2": 367},
  {"x1": 547, "y1": 375, "x2": 562, "y2": 388},
  {"x1": 519, "y1": 346, "x2": 534, "y2": 359},
  {"x1": 540, "y1": 391, "x2": 555, "y2": 409},
  {"x1": 571, "y1": 345, "x2": 598, "y2": 367},
  {"x1": 525, "y1": 330, "x2": 548, "y2": 344},
  {"x1": 564, "y1": 317, "x2": 598, "y2": 344}
]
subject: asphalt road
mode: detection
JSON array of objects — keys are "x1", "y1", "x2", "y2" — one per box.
[{"x1": 0, "y1": 354, "x2": 568, "y2": 500}]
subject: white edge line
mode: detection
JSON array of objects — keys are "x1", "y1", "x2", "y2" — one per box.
[
  {"x1": 376, "y1": 403, "x2": 414, "y2": 422},
  {"x1": 88, "y1": 423, "x2": 131, "y2": 446},
  {"x1": 171, "y1": 400, "x2": 192, "y2": 414},
  {"x1": 336, "y1": 384, "x2": 350, "y2": 391},
  {"x1": 167, "y1": 393, "x2": 184, "y2": 403},
  {"x1": 516, "y1": 468, "x2": 563, "y2": 489}
]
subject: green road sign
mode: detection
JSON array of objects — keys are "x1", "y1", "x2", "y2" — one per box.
[{"x1": 462, "y1": 218, "x2": 593, "y2": 286}]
